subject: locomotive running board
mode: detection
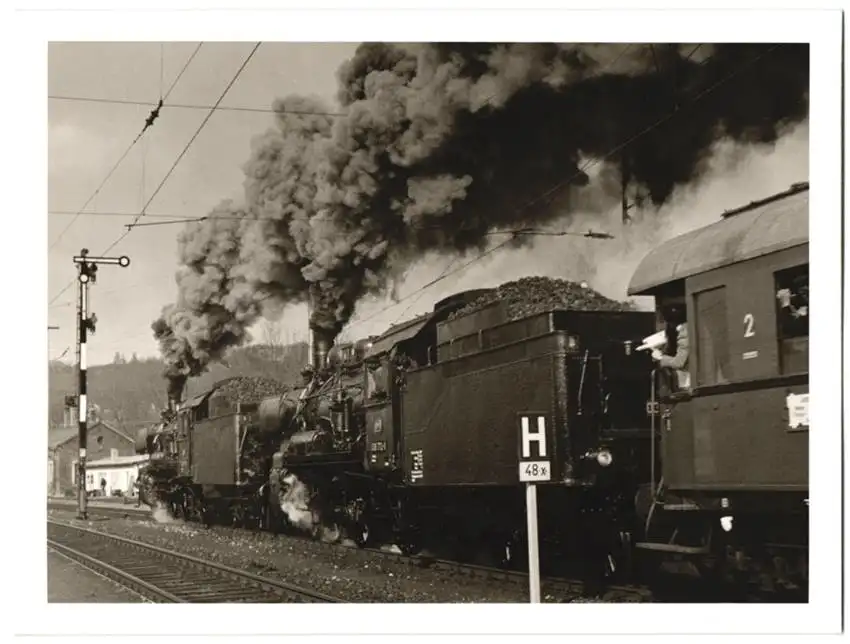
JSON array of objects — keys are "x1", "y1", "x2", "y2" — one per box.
[{"x1": 634, "y1": 542, "x2": 710, "y2": 555}]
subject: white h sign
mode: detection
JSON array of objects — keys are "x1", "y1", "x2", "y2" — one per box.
[
  {"x1": 520, "y1": 415, "x2": 548, "y2": 459},
  {"x1": 518, "y1": 413, "x2": 552, "y2": 484},
  {"x1": 517, "y1": 412, "x2": 551, "y2": 604}
]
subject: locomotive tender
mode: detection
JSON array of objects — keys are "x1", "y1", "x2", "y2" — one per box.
[{"x1": 139, "y1": 181, "x2": 809, "y2": 591}]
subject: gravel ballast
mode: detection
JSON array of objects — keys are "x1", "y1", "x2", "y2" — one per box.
[{"x1": 47, "y1": 507, "x2": 578, "y2": 603}]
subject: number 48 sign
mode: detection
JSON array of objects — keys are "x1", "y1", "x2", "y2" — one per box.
[
  {"x1": 518, "y1": 413, "x2": 552, "y2": 483},
  {"x1": 517, "y1": 412, "x2": 550, "y2": 604}
]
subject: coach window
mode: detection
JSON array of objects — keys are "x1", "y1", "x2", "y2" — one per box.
[
  {"x1": 693, "y1": 286, "x2": 731, "y2": 386},
  {"x1": 775, "y1": 264, "x2": 809, "y2": 375}
]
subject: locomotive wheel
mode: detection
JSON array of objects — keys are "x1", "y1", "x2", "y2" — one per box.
[
  {"x1": 396, "y1": 530, "x2": 423, "y2": 556},
  {"x1": 231, "y1": 503, "x2": 247, "y2": 528},
  {"x1": 497, "y1": 532, "x2": 525, "y2": 570},
  {"x1": 349, "y1": 518, "x2": 374, "y2": 548}
]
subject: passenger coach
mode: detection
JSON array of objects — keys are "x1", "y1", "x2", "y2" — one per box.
[{"x1": 628, "y1": 181, "x2": 809, "y2": 591}]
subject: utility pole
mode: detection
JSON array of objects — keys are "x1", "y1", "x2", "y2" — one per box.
[{"x1": 72, "y1": 248, "x2": 130, "y2": 520}]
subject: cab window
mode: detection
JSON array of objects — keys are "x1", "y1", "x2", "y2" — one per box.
[
  {"x1": 775, "y1": 264, "x2": 808, "y2": 374},
  {"x1": 365, "y1": 361, "x2": 389, "y2": 401}
]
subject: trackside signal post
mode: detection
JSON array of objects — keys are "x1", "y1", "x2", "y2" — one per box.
[
  {"x1": 72, "y1": 249, "x2": 130, "y2": 520},
  {"x1": 518, "y1": 413, "x2": 551, "y2": 603}
]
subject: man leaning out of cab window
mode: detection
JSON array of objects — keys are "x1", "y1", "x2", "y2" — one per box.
[{"x1": 652, "y1": 303, "x2": 691, "y2": 391}]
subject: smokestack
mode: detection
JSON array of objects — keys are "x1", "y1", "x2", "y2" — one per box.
[
  {"x1": 306, "y1": 290, "x2": 335, "y2": 371},
  {"x1": 307, "y1": 298, "x2": 315, "y2": 369},
  {"x1": 312, "y1": 328, "x2": 334, "y2": 371}
]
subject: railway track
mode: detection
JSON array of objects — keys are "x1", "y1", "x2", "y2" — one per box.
[
  {"x1": 47, "y1": 499, "x2": 652, "y2": 602},
  {"x1": 47, "y1": 519, "x2": 345, "y2": 603}
]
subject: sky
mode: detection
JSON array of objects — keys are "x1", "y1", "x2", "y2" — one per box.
[
  {"x1": 48, "y1": 42, "x2": 358, "y2": 364},
  {"x1": 47, "y1": 41, "x2": 810, "y2": 367}
]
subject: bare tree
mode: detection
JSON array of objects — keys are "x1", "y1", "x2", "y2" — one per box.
[{"x1": 260, "y1": 318, "x2": 285, "y2": 362}]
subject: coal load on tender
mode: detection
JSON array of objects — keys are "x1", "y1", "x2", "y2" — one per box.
[
  {"x1": 212, "y1": 376, "x2": 290, "y2": 403},
  {"x1": 446, "y1": 276, "x2": 634, "y2": 322}
]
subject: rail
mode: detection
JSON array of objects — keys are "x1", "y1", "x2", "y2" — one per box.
[
  {"x1": 47, "y1": 518, "x2": 345, "y2": 603},
  {"x1": 48, "y1": 499, "x2": 651, "y2": 602}
]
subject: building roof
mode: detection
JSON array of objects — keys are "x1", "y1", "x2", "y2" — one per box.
[
  {"x1": 47, "y1": 420, "x2": 135, "y2": 451},
  {"x1": 627, "y1": 183, "x2": 809, "y2": 296},
  {"x1": 48, "y1": 427, "x2": 78, "y2": 449},
  {"x1": 87, "y1": 454, "x2": 150, "y2": 468}
]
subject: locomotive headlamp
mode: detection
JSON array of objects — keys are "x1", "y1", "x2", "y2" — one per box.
[
  {"x1": 583, "y1": 448, "x2": 613, "y2": 467},
  {"x1": 720, "y1": 516, "x2": 734, "y2": 532},
  {"x1": 596, "y1": 449, "x2": 613, "y2": 467}
]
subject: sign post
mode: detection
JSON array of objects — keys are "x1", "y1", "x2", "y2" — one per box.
[{"x1": 518, "y1": 413, "x2": 551, "y2": 604}]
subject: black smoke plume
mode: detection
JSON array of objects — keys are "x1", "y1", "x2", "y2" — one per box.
[{"x1": 153, "y1": 43, "x2": 809, "y2": 397}]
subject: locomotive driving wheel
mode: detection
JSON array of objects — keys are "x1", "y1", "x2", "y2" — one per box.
[
  {"x1": 497, "y1": 530, "x2": 525, "y2": 570},
  {"x1": 344, "y1": 498, "x2": 376, "y2": 548}
]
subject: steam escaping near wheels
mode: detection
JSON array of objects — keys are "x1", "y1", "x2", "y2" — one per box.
[
  {"x1": 278, "y1": 472, "x2": 315, "y2": 531},
  {"x1": 151, "y1": 501, "x2": 180, "y2": 525}
]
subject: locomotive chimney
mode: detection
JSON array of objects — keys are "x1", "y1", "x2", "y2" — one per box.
[
  {"x1": 306, "y1": 296, "x2": 315, "y2": 369},
  {"x1": 305, "y1": 291, "x2": 335, "y2": 371},
  {"x1": 311, "y1": 327, "x2": 334, "y2": 371}
]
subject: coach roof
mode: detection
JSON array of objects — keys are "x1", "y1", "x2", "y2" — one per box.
[{"x1": 627, "y1": 182, "x2": 809, "y2": 296}]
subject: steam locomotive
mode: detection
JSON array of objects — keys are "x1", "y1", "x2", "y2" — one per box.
[{"x1": 137, "y1": 181, "x2": 809, "y2": 593}]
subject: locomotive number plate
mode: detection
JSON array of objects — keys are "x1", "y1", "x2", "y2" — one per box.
[{"x1": 519, "y1": 460, "x2": 551, "y2": 482}]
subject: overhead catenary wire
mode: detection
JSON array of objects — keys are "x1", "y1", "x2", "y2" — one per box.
[
  {"x1": 341, "y1": 44, "x2": 780, "y2": 332},
  {"x1": 47, "y1": 43, "x2": 203, "y2": 255},
  {"x1": 49, "y1": 95, "x2": 347, "y2": 117},
  {"x1": 389, "y1": 255, "x2": 463, "y2": 328},
  {"x1": 102, "y1": 42, "x2": 262, "y2": 256},
  {"x1": 49, "y1": 42, "x2": 261, "y2": 307},
  {"x1": 50, "y1": 44, "x2": 776, "y2": 338},
  {"x1": 515, "y1": 44, "x2": 779, "y2": 217},
  {"x1": 344, "y1": 238, "x2": 517, "y2": 332}
]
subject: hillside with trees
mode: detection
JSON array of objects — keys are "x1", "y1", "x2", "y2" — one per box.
[{"x1": 48, "y1": 342, "x2": 309, "y2": 433}]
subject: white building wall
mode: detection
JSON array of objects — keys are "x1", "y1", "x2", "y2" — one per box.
[{"x1": 86, "y1": 463, "x2": 145, "y2": 496}]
